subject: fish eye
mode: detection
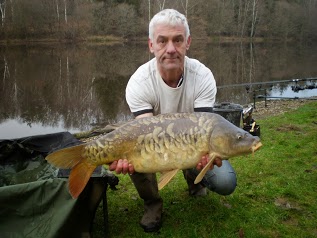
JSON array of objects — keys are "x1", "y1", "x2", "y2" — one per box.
[{"x1": 237, "y1": 133, "x2": 242, "y2": 140}]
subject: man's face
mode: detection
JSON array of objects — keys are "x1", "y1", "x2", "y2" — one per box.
[{"x1": 149, "y1": 23, "x2": 191, "y2": 73}]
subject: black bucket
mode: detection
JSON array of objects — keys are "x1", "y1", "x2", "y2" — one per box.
[{"x1": 213, "y1": 102, "x2": 243, "y2": 127}]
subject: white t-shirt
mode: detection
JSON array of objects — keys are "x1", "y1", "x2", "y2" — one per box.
[{"x1": 126, "y1": 56, "x2": 217, "y2": 116}]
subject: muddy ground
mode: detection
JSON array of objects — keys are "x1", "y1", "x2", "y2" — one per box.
[{"x1": 251, "y1": 98, "x2": 316, "y2": 120}]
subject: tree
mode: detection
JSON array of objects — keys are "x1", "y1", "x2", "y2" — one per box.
[
  {"x1": 0, "y1": 0, "x2": 316, "y2": 42},
  {"x1": 250, "y1": 0, "x2": 259, "y2": 38},
  {"x1": 0, "y1": 0, "x2": 6, "y2": 27}
]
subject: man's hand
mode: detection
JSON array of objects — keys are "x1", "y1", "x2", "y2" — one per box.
[
  {"x1": 108, "y1": 113, "x2": 152, "y2": 175},
  {"x1": 195, "y1": 155, "x2": 222, "y2": 171},
  {"x1": 109, "y1": 159, "x2": 135, "y2": 175},
  {"x1": 108, "y1": 154, "x2": 221, "y2": 174}
]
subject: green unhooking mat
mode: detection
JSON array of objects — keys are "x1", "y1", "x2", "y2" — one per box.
[{"x1": 0, "y1": 132, "x2": 107, "y2": 238}]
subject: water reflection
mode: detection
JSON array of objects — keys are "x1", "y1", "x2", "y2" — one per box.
[
  {"x1": 0, "y1": 42, "x2": 316, "y2": 139},
  {"x1": 267, "y1": 80, "x2": 317, "y2": 99}
]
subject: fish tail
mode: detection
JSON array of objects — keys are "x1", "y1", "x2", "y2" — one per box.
[
  {"x1": 46, "y1": 144, "x2": 86, "y2": 169},
  {"x1": 69, "y1": 161, "x2": 97, "y2": 198},
  {"x1": 46, "y1": 144, "x2": 97, "y2": 198}
]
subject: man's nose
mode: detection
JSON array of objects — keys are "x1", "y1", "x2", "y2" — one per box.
[{"x1": 166, "y1": 41, "x2": 176, "y2": 53}]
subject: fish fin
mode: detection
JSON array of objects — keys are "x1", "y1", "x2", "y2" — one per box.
[
  {"x1": 194, "y1": 155, "x2": 216, "y2": 184},
  {"x1": 46, "y1": 144, "x2": 85, "y2": 169},
  {"x1": 158, "y1": 169, "x2": 179, "y2": 190},
  {"x1": 69, "y1": 161, "x2": 97, "y2": 198}
]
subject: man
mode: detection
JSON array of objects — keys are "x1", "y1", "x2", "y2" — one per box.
[{"x1": 109, "y1": 9, "x2": 237, "y2": 232}]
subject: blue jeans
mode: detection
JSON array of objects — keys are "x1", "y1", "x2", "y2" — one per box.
[{"x1": 184, "y1": 160, "x2": 237, "y2": 195}]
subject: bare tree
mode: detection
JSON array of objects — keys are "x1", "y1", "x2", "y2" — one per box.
[
  {"x1": 116, "y1": 3, "x2": 138, "y2": 38},
  {"x1": 156, "y1": 0, "x2": 165, "y2": 10},
  {"x1": 180, "y1": 0, "x2": 189, "y2": 17},
  {"x1": 64, "y1": 0, "x2": 67, "y2": 24},
  {"x1": 0, "y1": 0, "x2": 6, "y2": 27},
  {"x1": 250, "y1": 0, "x2": 259, "y2": 38},
  {"x1": 241, "y1": 0, "x2": 250, "y2": 37},
  {"x1": 2, "y1": 56, "x2": 10, "y2": 88},
  {"x1": 0, "y1": 0, "x2": 316, "y2": 42},
  {"x1": 148, "y1": 0, "x2": 151, "y2": 22},
  {"x1": 9, "y1": 0, "x2": 12, "y2": 18},
  {"x1": 55, "y1": 0, "x2": 60, "y2": 23}
]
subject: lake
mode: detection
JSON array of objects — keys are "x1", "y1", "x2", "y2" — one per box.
[{"x1": 1, "y1": 41, "x2": 316, "y2": 139}]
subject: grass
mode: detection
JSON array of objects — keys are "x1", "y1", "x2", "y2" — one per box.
[{"x1": 92, "y1": 101, "x2": 317, "y2": 238}]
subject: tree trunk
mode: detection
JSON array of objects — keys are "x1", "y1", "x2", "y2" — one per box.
[
  {"x1": 157, "y1": 0, "x2": 165, "y2": 11},
  {"x1": 148, "y1": 0, "x2": 151, "y2": 22},
  {"x1": 64, "y1": 0, "x2": 67, "y2": 24},
  {"x1": 56, "y1": 0, "x2": 60, "y2": 22},
  {"x1": 250, "y1": 0, "x2": 258, "y2": 38},
  {"x1": 0, "y1": 0, "x2": 6, "y2": 27},
  {"x1": 240, "y1": 0, "x2": 250, "y2": 37},
  {"x1": 180, "y1": 0, "x2": 189, "y2": 17}
]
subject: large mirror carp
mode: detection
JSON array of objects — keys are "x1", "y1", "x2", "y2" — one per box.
[{"x1": 46, "y1": 112, "x2": 262, "y2": 198}]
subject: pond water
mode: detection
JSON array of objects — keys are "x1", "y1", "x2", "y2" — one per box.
[{"x1": 0, "y1": 41, "x2": 316, "y2": 139}]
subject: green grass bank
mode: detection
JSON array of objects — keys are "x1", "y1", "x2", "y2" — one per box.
[{"x1": 93, "y1": 101, "x2": 317, "y2": 238}]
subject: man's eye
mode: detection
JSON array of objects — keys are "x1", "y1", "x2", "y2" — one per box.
[
  {"x1": 174, "y1": 38, "x2": 183, "y2": 45},
  {"x1": 157, "y1": 38, "x2": 166, "y2": 44}
]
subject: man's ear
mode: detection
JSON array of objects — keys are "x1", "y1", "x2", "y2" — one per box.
[
  {"x1": 148, "y1": 38, "x2": 154, "y2": 53},
  {"x1": 186, "y1": 35, "x2": 191, "y2": 50}
]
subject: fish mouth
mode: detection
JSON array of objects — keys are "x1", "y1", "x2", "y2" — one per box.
[{"x1": 252, "y1": 142, "x2": 262, "y2": 153}]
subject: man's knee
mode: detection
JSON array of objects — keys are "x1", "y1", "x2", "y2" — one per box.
[
  {"x1": 202, "y1": 161, "x2": 237, "y2": 196},
  {"x1": 209, "y1": 170, "x2": 237, "y2": 195}
]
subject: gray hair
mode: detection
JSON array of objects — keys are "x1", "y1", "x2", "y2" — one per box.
[{"x1": 149, "y1": 9, "x2": 190, "y2": 41}]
